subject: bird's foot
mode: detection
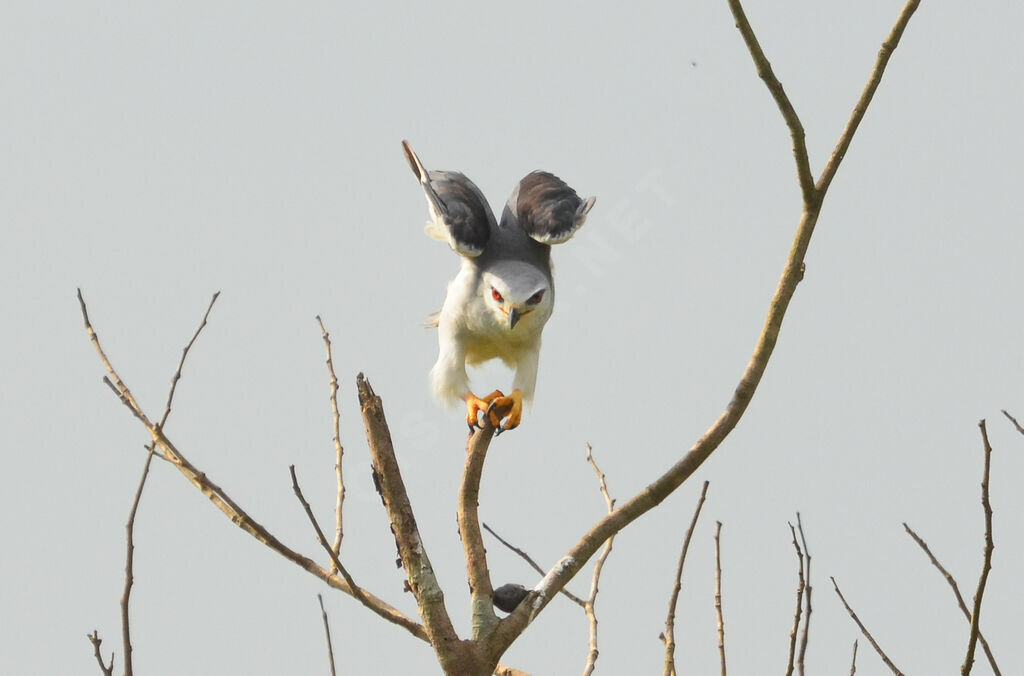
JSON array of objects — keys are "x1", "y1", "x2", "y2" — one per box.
[
  {"x1": 487, "y1": 389, "x2": 523, "y2": 435},
  {"x1": 464, "y1": 390, "x2": 505, "y2": 432}
]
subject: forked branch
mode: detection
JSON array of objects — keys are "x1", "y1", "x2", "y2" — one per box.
[
  {"x1": 87, "y1": 631, "x2": 114, "y2": 676},
  {"x1": 79, "y1": 1, "x2": 927, "y2": 671},
  {"x1": 78, "y1": 291, "x2": 427, "y2": 642},
  {"x1": 491, "y1": 0, "x2": 924, "y2": 651}
]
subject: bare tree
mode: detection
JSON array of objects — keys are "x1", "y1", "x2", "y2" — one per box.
[{"x1": 80, "y1": 2, "x2": 931, "y2": 674}]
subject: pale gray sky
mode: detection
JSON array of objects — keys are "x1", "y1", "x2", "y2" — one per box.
[{"x1": 3, "y1": 2, "x2": 1022, "y2": 674}]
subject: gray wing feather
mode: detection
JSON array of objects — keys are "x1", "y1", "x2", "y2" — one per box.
[
  {"x1": 514, "y1": 171, "x2": 595, "y2": 245},
  {"x1": 402, "y1": 140, "x2": 493, "y2": 257}
]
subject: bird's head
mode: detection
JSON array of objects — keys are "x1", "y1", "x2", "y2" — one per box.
[{"x1": 481, "y1": 262, "x2": 552, "y2": 331}]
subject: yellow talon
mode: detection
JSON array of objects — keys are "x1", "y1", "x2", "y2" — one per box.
[
  {"x1": 486, "y1": 389, "x2": 523, "y2": 435},
  {"x1": 464, "y1": 390, "x2": 505, "y2": 431}
]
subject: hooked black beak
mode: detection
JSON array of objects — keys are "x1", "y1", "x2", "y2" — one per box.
[{"x1": 508, "y1": 308, "x2": 521, "y2": 329}]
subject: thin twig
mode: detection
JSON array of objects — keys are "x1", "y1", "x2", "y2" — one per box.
[
  {"x1": 816, "y1": 0, "x2": 922, "y2": 197},
  {"x1": 482, "y1": 522, "x2": 586, "y2": 607},
  {"x1": 120, "y1": 445, "x2": 156, "y2": 676},
  {"x1": 291, "y1": 465, "x2": 372, "y2": 609},
  {"x1": 903, "y1": 523, "x2": 1000, "y2": 674},
  {"x1": 585, "y1": 444, "x2": 615, "y2": 513},
  {"x1": 795, "y1": 513, "x2": 812, "y2": 676},
  {"x1": 784, "y1": 522, "x2": 805, "y2": 676},
  {"x1": 962, "y1": 420, "x2": 995, "y2": 676},
  {"x1": 78, "y1": 289, "x2": 149, "y2": 424},
  {"x1": 726, "y1": 0, "x2": 816, "y2": 205},
  {"x1": 849, "y1": 639, "x2": 858, "y2": 675},
  {"x1": 159, "y1": 292, "x2": 219, "y2": 428},
  {"x1": 87, "y1": 631, "x2": 114, "y2": 676},
  {"x1": 316, "y1": 316, "x2": 346, "y2": 564},
  {"x1": 1001, "y1": 409, "x2": 1024, "y2": 436},
  {"x1": 714, "y1": 521, "x2": 726, "y2": 676},
  {"x1": 830, "y1": 577, "x2": 903, "y2": 675},
  {"x1": 582, "y1": 444, "x2": 617, "y2": 676},
  {"x1": 661, "y1": 481, "x2": 710, "y2": 676},
  {"x1": 318, "y1": 594, "x2": 338, "y2": 676}
]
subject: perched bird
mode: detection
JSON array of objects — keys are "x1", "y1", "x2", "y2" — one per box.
[{"x1": 402, "y1": 141, "x2": 595, "y2": 433}]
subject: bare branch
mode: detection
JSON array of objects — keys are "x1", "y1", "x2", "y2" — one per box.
[
  {"x1": 1001, "y1": 409, "x2": 1024, "y2": 436},
  {"x1": 714, "y1": 522, "x2": 726, "y2": 676},
  {"x1": 783, "y1": 522, "x2": 805, "y2": 676},
  {"x1": 87, "y1": 631, "x2": 114, "y2": 676},
  {"x1": 159, "y1": 291, "x2": 219, "y2": 428},
  {"x1": 482, "y1": 523, "x2": 586, "y2": 607},
  {"x1": 460, "y1": 425, "x2": 499, "y2": 638},
  {"x1": 962, "y1": 420, "x2": 995, "y2": 676},
  {"x1": 315, "y1": 316, "x2": 347, "y2": 563},
  {"x1": 79, "y1": 2, "x2": 928, "y2": 668},
  {"x1": 662, "y1": 481, "x2": 710, "y2": 676},
  {"x1": 582, "y1": 444, "x2": 617, "y2": 676},
  {"x1": 78, "y1": 292, "x2": 427, "y2": 641},
  {"x1": 903, "y1": 523, "x2": 1000, "y2": 674},
  {"x1": 108, "y1": 295, "x2": 217, "y2": 675},
  {"x1": 155, "y1": 421, "x2": 426, "y2": 638},
  {"x1": 830, "y1": 577, "x2": 903, "y2": 675},
  {"x1": 585, "y1": 444, "x2": 615, "y2": 514},
  {"x1": 78, "y1": 289, "x2": 150, "y2": 425},
  {"x1": 290, "y1": 465, "x2": 373, "y2": 610},
  {"x1": 318, "y1": 594, "x2": 338, "y2": 676},
  {"x1": 120, "y1": 445, "x2": 156, "y2": 676},
  {"x1": 817, "y1": 0, "x2": 923, "y2": 197},
  {"x1": 357, "y1": 374, "x2": 461, "y2": 661},
  {"x1": 849, "y1": 639, "x2": 858, "y2": 675},
  {"x1": 491, "y1": 4, "x2": 923, "y2": 650},
  {"x1": 726, "y1": 0, "x2": 816, "y2": 205},
  {"x1": 795, "y1": 513, "x2": 812, "y2": 676}
]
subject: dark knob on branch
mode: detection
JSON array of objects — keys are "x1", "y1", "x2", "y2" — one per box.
[{"x1": 492, "y1": 583, "x2": 529, "y2": 613}]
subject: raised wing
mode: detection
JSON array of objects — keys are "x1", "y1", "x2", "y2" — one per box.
[
  {"x1": 402, "y1": 140, "x2": 494, "y2": 257},
  {"x1": 513, "y1": 171, "x2": 595, "y2": 245}
]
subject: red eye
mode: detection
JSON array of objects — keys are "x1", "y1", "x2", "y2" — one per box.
[
  {"x1": 491, "y1": 288, "x2": 503, "y2": 302},
  {"x1": 527, "y1": 290, "x2": 544, "y2": 305}
]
